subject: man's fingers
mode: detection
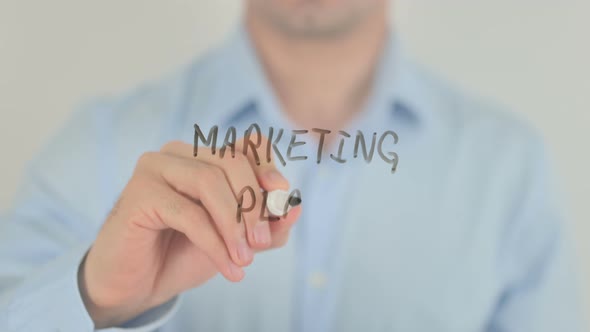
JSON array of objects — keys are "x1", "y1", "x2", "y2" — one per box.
[
  {"x1": 236, "y1": 136, "x2": 290, "y2": 191},
  {"x1": 144, "y1": 152, "x2": 254, "y2": 267},
  {"x1": 158, "y1": 140, "x2": 299, "y2": 254},
  {"x1": 161, "y1": 141, "x2": 270, "y2": 251},
  {"x1": 200, "y1": 154, "x2": 270, "y2": 252},
  {"x1": 149, "y1": 184, "x2": 244, "y2": 282},
  {"x1": 160, "y1": 139, "x2": 289, "y2": 190},
  {"x1": 233, "y1": 135, "x2": 290, "y2": 249}
]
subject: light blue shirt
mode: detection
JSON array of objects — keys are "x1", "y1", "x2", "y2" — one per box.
[{"x1": 0, "y1": 26, "x2": 586, "y2": 332}]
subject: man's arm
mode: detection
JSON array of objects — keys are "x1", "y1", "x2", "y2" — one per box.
[
  {"x1": 487, "y1": 136, "x2": 587, "y2": 331},
  {"x1": 0, "y1": 104, "x2": 179, "y2": 332},
  {"x1": 0, "y1": 99, "x2": 300, "y2": 331}
]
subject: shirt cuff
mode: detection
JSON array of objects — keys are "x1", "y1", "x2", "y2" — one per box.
[
  {"x1": 99, "y1": 296, "x2": 180, "y2": 332},
  {"x1": 4, "y1": 244, "x2": 179, "y2": 332}
]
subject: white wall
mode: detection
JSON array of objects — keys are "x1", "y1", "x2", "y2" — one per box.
[{"x1": 1, "y1": 0, "x2": 588, "y2": 316}]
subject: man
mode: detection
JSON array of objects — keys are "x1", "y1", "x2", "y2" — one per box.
[{"x1": 0, "y1": 0, "x2": 585, "y2": 331}]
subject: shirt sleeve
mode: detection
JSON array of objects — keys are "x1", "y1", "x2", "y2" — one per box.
[
  {"x1": 486, "y1": 135, "x2": 588, "y2": 332},
  {"x1": 0, "y1": 102, "x2": 179, "y2": 332}
]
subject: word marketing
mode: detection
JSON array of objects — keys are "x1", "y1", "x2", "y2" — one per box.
[{"x1": 193, "y1": 123, "x2": 400, "y2": 174}]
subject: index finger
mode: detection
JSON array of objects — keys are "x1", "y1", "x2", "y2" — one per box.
[{"x1": 234, "y1": 132, "x2": 289, "y2": 191}]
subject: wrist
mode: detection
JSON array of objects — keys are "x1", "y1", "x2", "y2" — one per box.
[{"x1": 77, "y1": 251, "x2": 143, "y2": 328}]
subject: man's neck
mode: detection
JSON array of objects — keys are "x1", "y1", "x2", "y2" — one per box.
[{"x1": 245, "y1": 8, "x2": 388, "y2": 132}]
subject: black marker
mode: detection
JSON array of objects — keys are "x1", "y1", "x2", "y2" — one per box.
[{"x1": 266, "y1": 189, "x2": 302, "y2": 216}]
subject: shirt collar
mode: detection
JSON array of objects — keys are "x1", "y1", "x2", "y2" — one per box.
[
  {"x1": 371, "y1": 32, "x2": 437, "y2": 128},
  {"x1": 198, "y1": 24, "x2": 436, "y2": 130},
  {"x1": 204, "y1": 26, "x2": 285, "y2": 128}
]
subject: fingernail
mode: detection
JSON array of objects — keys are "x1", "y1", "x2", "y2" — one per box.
[
  {"x1": 237, "y1": 238, "x2": 253, "y2": 264},
  {"x1": 229, "y1": 262, "x2": 244, "y2": 280},
  {"x1": 253, "y1": 222, "x2": 271, "y2": 245},
  {"x1": 266, "y1": 170, "x2": 287, "y2": 186}
]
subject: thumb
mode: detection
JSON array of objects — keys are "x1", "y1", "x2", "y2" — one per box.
[{"x1": 235, "y1": 133, "x2": 290, "y2": 191}]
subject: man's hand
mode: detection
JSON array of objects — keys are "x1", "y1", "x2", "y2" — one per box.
[{"x1": 78, "y1": 139, "x2": 301, "y2": 328}]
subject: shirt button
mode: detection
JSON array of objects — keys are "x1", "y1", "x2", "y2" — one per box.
[{"x1": 308, "y1": 271, "x2": 328, "y2": 289}]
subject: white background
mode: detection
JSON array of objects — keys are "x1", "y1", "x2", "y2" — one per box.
[{"x1": 1, "y1": 0, "x2": 588, "y2": 317}]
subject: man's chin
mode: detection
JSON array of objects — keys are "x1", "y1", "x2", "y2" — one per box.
[
  {"x1": 251, "y1": 1, "x2": 383, "y2": 40},
  {"x1": 273, "y1": 14, "x2": 367, "y2": 39}
]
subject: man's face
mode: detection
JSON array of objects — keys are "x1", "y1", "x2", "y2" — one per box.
[{"x1": 248, "y1": 0, "x2": 386, "y2": 38}]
